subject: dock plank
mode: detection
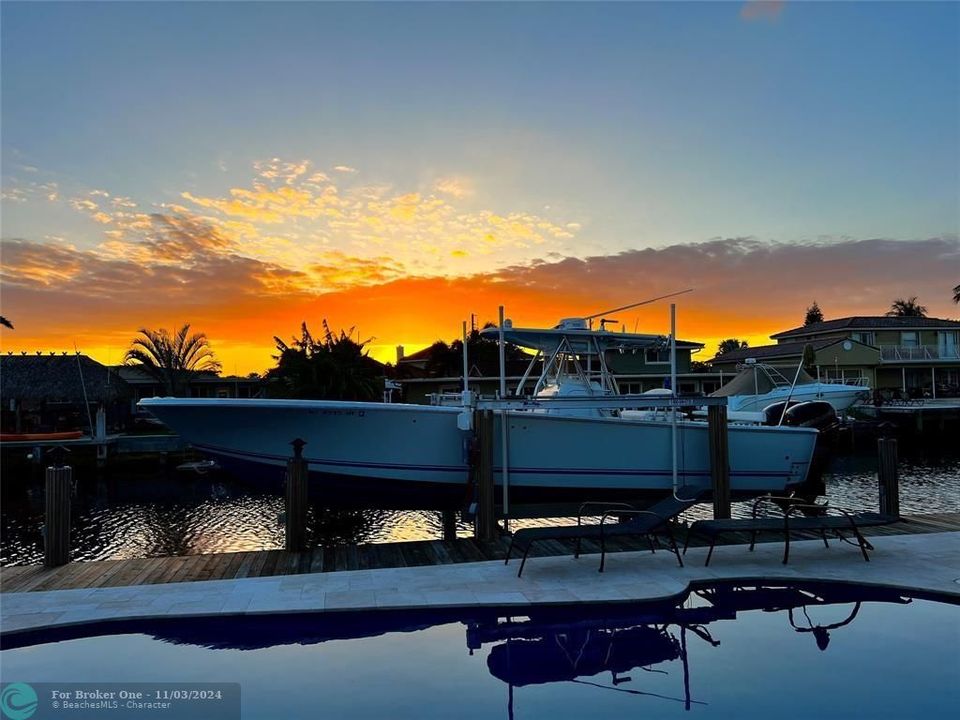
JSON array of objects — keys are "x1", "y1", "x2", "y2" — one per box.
[{"x1": 3, "y1": 512, "x2": 958, "y2": 594}]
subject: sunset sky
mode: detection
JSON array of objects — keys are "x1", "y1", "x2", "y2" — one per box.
[{"x1": 2, "y1": 1, "x2": 958, "y2": 374}]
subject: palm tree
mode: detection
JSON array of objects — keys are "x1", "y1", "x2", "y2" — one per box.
[
  {"x1": 953, "y1": 283, "x2": 959, "y2": 304},
  {"x1": 886, "y1": 297, "x2": 927, "y2": 318},
  {"x1": 0, "y1": 316, "x2": 13, "y2": 329},
  {"x1": 124, "y1": 324, "x2": 221, "y2": 396},
  {"x1": 716, "y1": 338, "x2": 749, "y2": 356}
]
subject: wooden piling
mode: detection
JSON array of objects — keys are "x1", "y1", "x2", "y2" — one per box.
[
  {"x1": 441, "y1": 509, "x2": 458, "y2": 541},
  {"x1": 44, "y1": 464, "x2": 72, "y2": 567},
  {"x1": 474, "y1": 409, "x2": 498, "y2": 541},
  {"x1": 285, "y1": 438, "x2": 309, "y2": 552},
  {"x1": 708, "y1": 404, "x2": 731, "y2": 519},
  {"x1": 878, "y1": 437, "x2": 900, "y2": 517}
]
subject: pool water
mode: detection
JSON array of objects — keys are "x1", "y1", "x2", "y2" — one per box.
[{"x1": 3, "y1": 582, "x2": 958, "y2": 719}]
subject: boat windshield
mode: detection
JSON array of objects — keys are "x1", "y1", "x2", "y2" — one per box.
[{"x1": 710, "y1": 365, "x2": 816, "y2": 397}]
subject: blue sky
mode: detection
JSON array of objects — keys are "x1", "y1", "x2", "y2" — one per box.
[
  {"x1": 4, "y1": 1, "x2": 957, "y2": 247},
  {"x1": 2, "y1": 1, "x2": 958, "y2": 369}
]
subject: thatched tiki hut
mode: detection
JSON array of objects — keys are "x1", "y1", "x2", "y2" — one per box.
[{"x1": 0, "y1": 353, "x2": 132, "y2": 434}]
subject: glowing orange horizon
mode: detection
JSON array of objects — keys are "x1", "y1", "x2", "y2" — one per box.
[
  {"x1": 0, "y1": 273, "x2": 898, "y2": 376},
  {"x1": 2, "y1": 236, "x2": 955, "y2": 376}
]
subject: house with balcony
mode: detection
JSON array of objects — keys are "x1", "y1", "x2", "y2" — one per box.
[{"x1": 710, "y1": 316, "x2": 960, "y2": 397}]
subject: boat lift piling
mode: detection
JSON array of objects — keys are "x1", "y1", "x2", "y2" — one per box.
[
  {"x1": 474, "y1": 409, "x2": 498, "y2": 542},
  {"x1": 285, "y1": 439, "x2": 309, "y2": 552},
  {"x1": 878, "y1": 436, "x2": 900, "y2": 517},
  {"x1": 707, "y1": 405, "x2": 731, "y2": 519},
  {"x1": 44, "y1": 448, "x2": 72, "y2": 567}
]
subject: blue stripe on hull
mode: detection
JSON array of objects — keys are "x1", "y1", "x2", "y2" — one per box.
[
  {"x1": 202, "y1": 447, "x2": 801, "y2": 510},
  {"x1": 196, "y1": 442, "x2": 796, "y2": 480}
]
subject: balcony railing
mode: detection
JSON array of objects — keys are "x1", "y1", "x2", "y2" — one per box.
[
  {"x1": 822, "y1": 377, "x2": 870, "y2": 386},
  {"x1": 878, "y1": 345, "x2": 960, "y2": 362}
]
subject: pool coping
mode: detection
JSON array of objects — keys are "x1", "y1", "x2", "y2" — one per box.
[{"x1": 2, "y1": 531, "x2": 958, "y2": 638}]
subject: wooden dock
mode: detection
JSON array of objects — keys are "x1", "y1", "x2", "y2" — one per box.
[{"x1": 2, "y1": 512, "x2": 958, "y2": 594}]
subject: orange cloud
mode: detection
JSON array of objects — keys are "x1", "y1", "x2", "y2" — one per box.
[
  {"x1": 174, "y1": 161, "x2": 578, "y2": 276},
  {"x1": 2, "y1": 234, "x2": 956, "y2": 374}
]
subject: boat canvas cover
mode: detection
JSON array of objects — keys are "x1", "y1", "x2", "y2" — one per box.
[{"x1": 710, "y1": 367, "x2": 816, "y2": 397}]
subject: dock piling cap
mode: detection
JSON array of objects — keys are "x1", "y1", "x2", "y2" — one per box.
[
  {"x1": 290, "y1": 438, "x2": 307, "y2": 458},
  {"x1": 49, "y1": 445, "x2": 71, "y2": 468}
]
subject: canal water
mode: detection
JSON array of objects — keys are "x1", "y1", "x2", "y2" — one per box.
[{"x1": 2, "y1": 444, "x2": 959, "y2": 566}]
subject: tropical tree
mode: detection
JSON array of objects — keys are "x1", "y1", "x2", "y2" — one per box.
[
  {"x1": 953, "y1": 283, "x2": 959, "y2": 304},
  {"x1": 266, "y1": 321, "x2": 382, "y2": 401},
  {"x1": 124, "y1": 324, "x2": 221, "y2": 396},
  {"x1": 0, "y1": 316, "x2": 13, "y2": 329},
  {"x1": 804, "y1": 301, "x2": 824, "y2": 326},
  {"x1": 716, "y1": 338, "x2": 749, "y2": 356},
  {"x1": 886, "y1": 296, "x2": 927, "y2": 318},
  {"x1": 415, "y1": 323, "x2": 529, "y2": 378}
]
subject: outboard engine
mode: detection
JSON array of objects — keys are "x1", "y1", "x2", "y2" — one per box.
[
  {"x1": 763, "y1": 401, "x2": 839, "y2": 505},
  {"x1": 762, "y1": 401, "x2": 838, "y2": 431}
]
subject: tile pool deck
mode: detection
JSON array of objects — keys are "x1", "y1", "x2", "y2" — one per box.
[{"x1": 2, "y1": 531, "x2": 958, "y2": 637}]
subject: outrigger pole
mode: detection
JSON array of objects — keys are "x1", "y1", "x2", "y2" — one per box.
[
  {"x1": 581, "y1": 288, "x2": 694, "y2": 324},
  {"x1": 499, "y1": 306, "x2": 510, "y2": 526},
  {"x1": 670, "y1": 304, "x2": 679, "y2": 494},
  {"x1": 462, "y1": 320, "x2": 469, "y2": 395}
]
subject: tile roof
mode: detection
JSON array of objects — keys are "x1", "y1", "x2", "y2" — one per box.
[
  {"x1": 0, "y1": 354, "x2": 131, "y2": 402},
  {"x1": 710, "y1": 339, "x2": 838, "y2": 364},
  {"x1": 771, "y1": 316, "x2": 960, "y2": 339}
]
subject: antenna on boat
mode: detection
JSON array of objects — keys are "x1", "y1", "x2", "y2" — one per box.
[
  {"x1": 73, "y1": 341, "x2": 95, "y2": 438},
  {"x1": 582, "y1": 289, "x2": 694, "y2": 323}
]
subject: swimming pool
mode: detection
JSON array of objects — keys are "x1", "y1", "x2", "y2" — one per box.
[{"x1": 2, "y1": 581, "x2": 958, "y2": 719}]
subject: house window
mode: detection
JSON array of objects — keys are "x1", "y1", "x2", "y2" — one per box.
[
  {"x1": 645, "y1": 349, "x2": 671, "y2": 364},
  {"x1": 851, "y1": 332, "x2": 875, "y2": 346},
  {"x1": 901, "y1": 331, "x2": 919, "y2": 347},
  {"x1": 939, "y1": 331, "x2": 958, "y2": 358}
]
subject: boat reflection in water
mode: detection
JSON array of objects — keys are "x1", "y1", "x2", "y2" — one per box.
[
  {"x1": 4, "y1": 580, "x2": 939, "y2": 716},
  {"x1": 467, "y1": 582, "x2": 915, "y2": 716}
]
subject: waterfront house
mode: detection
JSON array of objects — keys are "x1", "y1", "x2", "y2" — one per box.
[
  {"x1": 710, "y1": 316, "x2": 960, "y2": 397},
  {"x1": 0, "y1": 353, "x2": 132, "y2": 434}
]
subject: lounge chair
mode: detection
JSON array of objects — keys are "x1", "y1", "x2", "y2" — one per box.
[
  {"x1": 685, "y1": 496, "x2": 901, "y2": 566},
  {"x1": 504, "y1": 485, "x2": 708, "y2": 577}
]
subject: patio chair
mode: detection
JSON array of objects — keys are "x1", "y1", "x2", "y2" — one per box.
[
  {"x1": 504, "y1": 485, "x2": 708, "y2": 577},
  {"x1": 684, "y1": 496, "x2": 901, "y2": 566}
]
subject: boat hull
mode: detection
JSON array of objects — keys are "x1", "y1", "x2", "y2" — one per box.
[
  {"x1": 727, "y1": 385, "x2": 868, "y2": 413},
  {"x1": 139, "y1": 399, "x2": 818, "y2": 509}
]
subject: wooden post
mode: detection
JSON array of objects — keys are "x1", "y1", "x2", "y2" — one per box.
[
  {"x1": 285, "y1": 438, "x2": 308, "y2": 552},
  {"x1": 44, "y1": 459, "x2": 72, "y2": 567},
  {"x1": 878, "y1": 437, "x2": 900, "y2": 517},
  {"x1": 441, "y1": 509, "x2": 457, "y2": 541},
  {"x1": 708, "y1": 404, "x2": 731, "y2": 519},
  {"x1": 474, "y1": 409, "x2": 497, "y2": 541}
]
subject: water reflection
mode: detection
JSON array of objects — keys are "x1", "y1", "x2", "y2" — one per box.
[{"x1": 2, "y1": 443, "x2": 958, "y2": 565}]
